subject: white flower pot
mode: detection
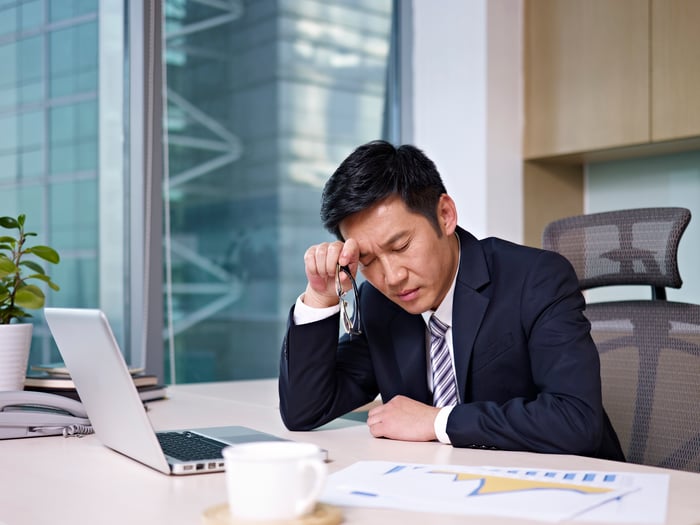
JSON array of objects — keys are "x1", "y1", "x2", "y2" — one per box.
[{"x1": 0, "y1": 323, "x2": 33, "y2": 391}]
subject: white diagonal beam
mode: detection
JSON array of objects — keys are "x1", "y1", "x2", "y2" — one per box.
[
  {"x1": 164, "y1": 290, "x2": 242, "y2": 339},
  {"x1": 168, "y1": 151, "x2": 239, "y2": 188},
  {"x1": 169, "y1": 238, "x2": 232, "y2": 281}
]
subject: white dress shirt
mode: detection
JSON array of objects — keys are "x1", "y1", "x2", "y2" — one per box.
[{"x1": 420, "y1": 274, "x2": 458, "y2": 444}]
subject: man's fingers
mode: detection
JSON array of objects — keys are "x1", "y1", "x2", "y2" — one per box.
[
  {"x1": 314, "y1": 243, "x2": 330, "y2": 278},
  {"x1": 302, "y1": 239, "x2": 361, "y2": 304},
  {"x1": 366, "y1": 408, "x2": 385, "y2": 437},
  {"x1": 367, "y1": 405, "x2": 384, "y2": 437},
  {"x1": 304, "y1": 242, "x2": 343, "y2": 279},
  {"x1": 365, "y1": 396, "x2": 439, "y2": 442},
  {"x1": 325, "y1": 242, "x2": 343, "y2": 276},
  {"x1": 339, "y1": 238, "x2": 360, "y2": 268},
  {"x1": 304, "y1": 238, "x2": 360, "y2": 279},
  {"x1": 303, "y1": 246, "x2": 318, "y2": 276}
]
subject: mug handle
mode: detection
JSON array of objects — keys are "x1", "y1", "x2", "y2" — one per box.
[{"x1": 294, "y1": 459, "x2": 327, "y2": 517}]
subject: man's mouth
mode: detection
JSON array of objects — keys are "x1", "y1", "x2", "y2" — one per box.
[{"x1": 396, "y1": 288, "x2": 419, "y2": 302}]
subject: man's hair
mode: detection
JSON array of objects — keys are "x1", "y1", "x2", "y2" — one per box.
[{"x1": 320, "y1": 140, "x2": 447, "y2": 239}]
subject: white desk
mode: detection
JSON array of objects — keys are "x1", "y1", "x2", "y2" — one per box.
[{"x1": 1, "y1": 379, "x2": 699, "y2": 525}]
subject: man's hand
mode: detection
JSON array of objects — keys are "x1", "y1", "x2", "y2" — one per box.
[
  {"x1": 302, "y1": 239, "x2": 360, "y2": 308},
  {"x1": 366, "y1": 395, "x2": 440, "y2": 442}
]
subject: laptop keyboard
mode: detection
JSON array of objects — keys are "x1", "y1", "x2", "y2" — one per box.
[{"x1": 157, "y1": 431, "x2": 226, "y2": 461}]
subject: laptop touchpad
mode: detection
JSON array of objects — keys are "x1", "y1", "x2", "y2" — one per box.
[{"x1": 190, "y1": 426, "x2": 284, "y2": 444}]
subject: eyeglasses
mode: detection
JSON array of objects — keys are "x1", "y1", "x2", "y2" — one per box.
[{"x1": 336, "y1": 264, "x2": 362, "y2": 335}]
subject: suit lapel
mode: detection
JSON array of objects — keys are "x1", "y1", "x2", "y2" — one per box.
[
  {"x1": 389, "y1": 311, "x2": 431, "y2": 404},
  {"x1": 452, "y1": 228, "x2": 490, "y2": 402}
]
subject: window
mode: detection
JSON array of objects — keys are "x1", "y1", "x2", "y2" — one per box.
[
  {"x1": 0, "y1": 0, "x2": 143, "y2": 368},
  {"x1": 2, "y1": 0, "x2": 399, "y2": 384},
  {"x1": 162, "y1": 0, "x2": 397, "y2": 382}
]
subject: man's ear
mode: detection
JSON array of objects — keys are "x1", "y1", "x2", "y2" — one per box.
[{"x1": 437, "y1": 194, "x2": 458, "y2": 236}]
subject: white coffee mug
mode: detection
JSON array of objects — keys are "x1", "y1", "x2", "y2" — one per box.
[{"x1": 223, "y1": 441, "x2": 327, "y2": 521}]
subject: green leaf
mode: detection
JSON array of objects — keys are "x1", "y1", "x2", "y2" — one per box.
[
  {"x1": 14, "y1": 284, "x2": 45, "y2": 309},
  {"x1": 20, "y1": 260, "x2": 46, "y2": 274},
  {"x1": 1, "y1": 306, "x2": 29, "y2": 323},
  {"x1": 25, "y1": 274, "x2": 61, "y2": 291},
  {"x1": 26, "y1": 245, "x2": 60, "y2": 264},
  {"x1": 0, "y1": 217, "x2": 19, "y2": 229},
  {"x1": 25, "y1": 273, "x2": 50, "y2": 283},
  {"x1": 0, "y1": 257, "x2": 17, "y2": 278},
  {"x1": 0, "y1": 215, "x2": 60, "y2": 321}
]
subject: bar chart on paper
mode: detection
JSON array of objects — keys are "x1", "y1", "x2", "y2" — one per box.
[{"x1": 321, "y1": 461, "x2": 669, "y2": 523}]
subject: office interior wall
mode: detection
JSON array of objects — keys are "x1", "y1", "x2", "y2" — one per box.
[
  {"x1": 408, "y1": 0, "x2": 523, "y2": 243},
  {"x1": 486, "y1": 0, "x2": 523, "y2": 244},
  {"x1": 585, "y1": 151, "x2": 700, "y2": 304}
]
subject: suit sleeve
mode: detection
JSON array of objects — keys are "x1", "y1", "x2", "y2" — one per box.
[
  {"x1": 278, "y1": 304, "x2": 379, "y2": 431},
  {"x1": 446, "y1": 251, "x2": 607, "y2": 456}
]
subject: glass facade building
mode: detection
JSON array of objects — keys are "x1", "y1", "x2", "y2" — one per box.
[{"x1": 1, "y1": 0, "x2": 395, "y2": 383}]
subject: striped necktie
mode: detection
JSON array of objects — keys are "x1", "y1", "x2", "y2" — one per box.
[{"x1": 429, "y1": 314, "x2": 458, "y2": 407}]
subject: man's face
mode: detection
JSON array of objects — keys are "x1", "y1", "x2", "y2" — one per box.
[{"x1": 339, "y1": 194, "x2": 460, "y2": 315}]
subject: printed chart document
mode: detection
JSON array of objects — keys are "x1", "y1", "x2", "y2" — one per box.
[{"x1": 321, "y1": 461, "x2": 669, "y2": 523}]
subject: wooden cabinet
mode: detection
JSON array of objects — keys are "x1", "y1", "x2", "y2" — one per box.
[
  {"x1": 524, "y1": 0, "x2": 649, "y2": 158},
  {"x1": 523, "y1": 161, "x2": 583, "y2": 248},
  {"x1": 525, "y1": 0, "x2": 700, "y2": 158},
  {"x1": 522, "y1": 0, "x2": 700, "y2": 247},
  {"x1": 652, "y1": 0, "x2": 700, "y2": 141}
]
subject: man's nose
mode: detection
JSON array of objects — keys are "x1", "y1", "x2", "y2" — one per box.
[{"x1": 383, "y1": 259, "x2": 406, "y2": 287}]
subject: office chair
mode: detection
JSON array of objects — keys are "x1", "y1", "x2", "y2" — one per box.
[{"x1": 543, "y1": 207, "x2": 700, "y2": 472}]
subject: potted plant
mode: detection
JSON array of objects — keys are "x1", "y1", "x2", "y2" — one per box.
[{"x1": 0, "y1": 214, "x2": 60, "y2": 390}]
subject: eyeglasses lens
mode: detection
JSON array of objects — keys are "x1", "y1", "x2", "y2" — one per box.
[{"x1": 336, "y1": 264, "x2": 361, "y2": 335}]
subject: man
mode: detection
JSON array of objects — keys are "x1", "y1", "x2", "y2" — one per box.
[{"x1": 278, "y1": 140, "x2": 624, "y2": 460}]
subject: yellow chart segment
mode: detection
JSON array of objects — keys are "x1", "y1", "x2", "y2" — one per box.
[{"x1": 430, "y1": 471, "x2": 613, "y2": 495}]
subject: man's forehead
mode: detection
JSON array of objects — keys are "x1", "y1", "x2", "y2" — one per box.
[{"x1": 340, "y1": 196, "x2": 413, "y2": 230}]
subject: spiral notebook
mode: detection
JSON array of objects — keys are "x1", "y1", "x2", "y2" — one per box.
[{"x1": 44, "y1": 307, "x2": 287, "y2": 476}]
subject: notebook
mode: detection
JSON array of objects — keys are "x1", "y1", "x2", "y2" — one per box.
[{"x1": 44, "y1": 307, "x2": 287, "y2": 475}]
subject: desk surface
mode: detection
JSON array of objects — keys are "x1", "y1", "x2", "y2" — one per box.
[{"x1": 1, "y1": 379, "x2": 699, "y2": 525}]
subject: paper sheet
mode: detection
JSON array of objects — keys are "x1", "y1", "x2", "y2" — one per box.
[{"x1": 321, "y1": 461, "x2": 669, "y2": 523}]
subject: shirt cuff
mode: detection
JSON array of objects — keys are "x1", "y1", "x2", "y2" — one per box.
[
  {"x1": 293, "y1": 294, "x2": 340, "y2": 325},
  {"x1": 434, "y1": 406, "x2": 454, "y2": 444}
]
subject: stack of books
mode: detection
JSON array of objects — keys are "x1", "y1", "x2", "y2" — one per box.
[{"x1": 25, "y1": 362, "x2": 167, "y2": 403}]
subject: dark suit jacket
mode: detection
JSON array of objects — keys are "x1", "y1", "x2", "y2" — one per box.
[{"x1": 279, "y1": 227, "x2": 625, "y2": 461}]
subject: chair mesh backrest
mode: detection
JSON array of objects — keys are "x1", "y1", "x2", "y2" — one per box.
[
  {"x1": 542, "y1": 207, "x2": 690, "y2": 291},
  {"x1": 542, "y1": 207, "x2": 700, "y2": 471},
  {"x1": 585, "y1": 301, "x2": 700, "y2": 472}
]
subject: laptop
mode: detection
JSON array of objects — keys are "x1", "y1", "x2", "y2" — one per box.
[{"x1": 44, "y1": 307, "x2": 287, "y2": 475}]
